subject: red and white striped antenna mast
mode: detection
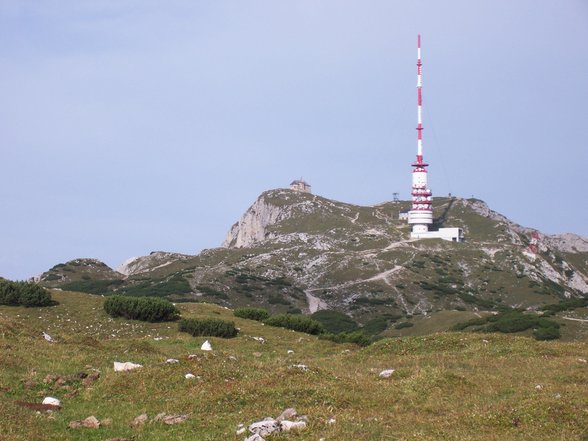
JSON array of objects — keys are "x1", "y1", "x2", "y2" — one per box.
[
  {"x1": 407, "y1": 34, "x2": 434, "y2": 236},
  {"x1": 416, "y1": 34, "x2": 424, "y2": 165}
]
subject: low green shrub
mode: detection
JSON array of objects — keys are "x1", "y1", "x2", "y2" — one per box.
[
  {"x1": 319, "y1": 331, "x2": 372, "y2": 347},
  {"x1": 362, "y1": 317, "x2": 388, "y2": 335},
  {"x1": 178, "y1": 318, "x2": 238, "y2": 338},
  {"x1": 311, "y1": 310, "x2": 358, "y2": 334},
  {"x1": 264, "y1": 314, "x2": 325, "y2": 335},
  {"x1": 533, "y1": 326, "x2": 561, "y2": 340},
  {"x1": 0, "y1": 280, "x2": 52, "y2": 307},
  {"x1": 451, "y1": 309, "x2": 561, "y2": 340},
  {"x1": 394, "y1": 321, "x2": 414, "y2": 330},
  {"x1": 541, "y1": 298, "x2": 588, "y2": 315},
  {"x1": 103, "y1": 295, "x2": 179, "y2": 322},
  {"x1": 234, "y1": 307, "x2": 270, "y2": 321}
]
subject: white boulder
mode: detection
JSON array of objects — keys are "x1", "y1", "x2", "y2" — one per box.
[
  {"x1": 42, "y1": 397, "x2": 61, "y2": 407},
  {"x1": 113, "y1": 361, "x2": 143, "y2": 372}
]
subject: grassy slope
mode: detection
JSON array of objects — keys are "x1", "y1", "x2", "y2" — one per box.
[{"x1": 1, "y1": 291, "x2": 587, "y2": 440}]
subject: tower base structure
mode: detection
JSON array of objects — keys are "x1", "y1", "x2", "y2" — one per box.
[{"x1": 410, "y1": 227, "x2": 464, "y2": 242}]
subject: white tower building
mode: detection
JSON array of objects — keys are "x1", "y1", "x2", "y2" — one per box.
[
  {"x1": 408, "y1": 34, "x2": 433, "y2": 236},
  {"x1": 406, "y1": 35, "x2": 463, "y2": 243}
]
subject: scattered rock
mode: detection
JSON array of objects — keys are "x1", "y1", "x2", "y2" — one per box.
[
  {"x1": 201, "y1": 340, "x2": 212, "y2": 351},
  {"x1": 249, "y1": 419, "x2": 279, "y2": 437},
  {"x1": 236, "y1": 423, "x2": 246, "y2": 435},
  {"x1": 379, "y1": 369, "x2": 395, "y2": 378},
  {"x1": 327, "y1": 417, "x2": 336, "y2": 425},
  {"x1": 535, "y1": 384, "x2": 543, "y2": 390},
  {"x1": 151, "y1": 412, "x2": 164, "y2": 420},
  {"x1": 131, "y1": 414, "x2": 148, "y2": 426},
  {"x1": 289, "y1": 364, "x2": 309, "y2": 372},
  {"x1": 42, "y1": 397, "x2": 61, "y2": 407},
  {"x1": 246, "y1": 408, "x2": 308, "y2": 438},
  {"x1": 482, "y1": 339, "x2": 489, "y2": 344},
  {"x1": 185, "y1": 373, "x2": 196, "y2": 379},
  {"x1": 42, "y1": 332, "x2": 54, "y2": 342},
  {"x1": 166, "y1": 358, "x2": 180, "y2": 364},
  {"x1": 188, "y1": 354, "x2": 198, "y2": 360},
  {"x1": 113, "y1": 362, "x2": 143, "y2": 372},
  {"x1": 280, "y1": 420, "x2": 306, "y2": 431},
  {"x1": 160, "y1": 414, "x2": 189, "y2": 425},
  {"x1": 68, "y1": 415, "x2": 100, "y2": 429},
  {"x1": 43, "y1": 374, "x2": 58, "y2": 384},
  {"x1": 82, "y1": 372, "x2": 100, "y2": 387},
  {"x1": 276, "y1": 408, "x2": 297, "y2": 422},
  {"x1": 578, "y1": 358, "x2": 587, "y2": 363},
  {"x1": 253, "y1": 337, "x2": 265, "y2": 343},
  {"x1": 287, "y1": 350, "x2": 294, "y2": 354}
]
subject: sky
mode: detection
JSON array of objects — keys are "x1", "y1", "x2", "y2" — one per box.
[{"x1": 1, "y1": 0, "x2": 587, "y2": 280}]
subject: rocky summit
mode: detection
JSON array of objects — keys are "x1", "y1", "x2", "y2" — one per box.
[{"x1": 38, "y1": 189, "x2": 588, "y2": 337}]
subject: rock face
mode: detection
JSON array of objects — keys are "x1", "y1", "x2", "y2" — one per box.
[{"x1": 223, "y1": 192, "x2": 291, "y2": 248}]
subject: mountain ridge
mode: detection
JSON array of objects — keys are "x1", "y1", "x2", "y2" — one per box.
[{"x1": 36, "y1": 189, "x2": 588, "y2": 338}]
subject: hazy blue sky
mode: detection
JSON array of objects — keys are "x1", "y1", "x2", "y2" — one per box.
[{"x1": 1, "y1": 1, "x2": 587, "y2": 280}]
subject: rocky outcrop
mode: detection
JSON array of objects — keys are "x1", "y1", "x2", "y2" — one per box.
[
  {"x1": 544, "y1": 233, "x2": 588, "y2": 254},
  {"x1": 222, "y1": 192, "x2": 292, "y2": 248},
  {"x1": 116, "y1": 251, "x2": 193, "y2": 276}
]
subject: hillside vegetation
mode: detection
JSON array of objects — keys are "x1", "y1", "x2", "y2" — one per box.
[
  {"x1": 36, "y1": 190, "x2": 588, "y2": 341},
  {"x1": 0, "y1": 290, "x2": 587, "y2": 440}
]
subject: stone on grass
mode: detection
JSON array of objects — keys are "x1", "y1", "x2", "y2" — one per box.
[
  {"x1": 42, "y1": 332, "x2": 54, "y2": 342},
  {"x1": 42, "y1": 397, "x2": 61, "y2": 407},
  {"x1": 236, "y1": 423, "x2": 246, "y2": 435},
  {"x1": 113, "y1": 362, "x2": 143, "y2": 372},
  {"x1": 166, "y1": 358, "x2": 180, "y2": 364},
  {"x1": 185, "y1": 373, "x2": 196, "y2": 379},
  {"x1": 82, "y1": 372, "x2": 100, "y2": 387},
  {"x1": 280, "y1": 420, "x2": 306, "y2": 431},
  {"x1": 161, "y1": 414, "x2": 189, "y2": 425},
  {"x1": 287, "y1": 350, "x2": 294, "y2": 354},
  {"x1": 327, "y1": 417, "x2": 336, "y2": 425},
  {"x1": 201, "y1": 340, "x2": 212, "y2": 351},
  {"x1": 131, "y1": 413, "x2": 148, "y2": 426},
  {"x1": 68, "y1": 415, "x2": 100, "y2": 429},
  {"x1": 379, "y1": 369, "x2": 395, "y2": 378},
  {"x1": 249, "y1": 419, "x2": 279, "y2": 437},
  {"x1": 289, "y1": 364, "x2": 309, "y2": 372},
  {"x1": 245, "y1": 434, "x2": 265, "y2": 441},
  {"x1": 253, "y1": 336, "x2": 265, "y2": 343},
  {"x1": 276, "y1": 407, "x2": 297, "y2": 422}
]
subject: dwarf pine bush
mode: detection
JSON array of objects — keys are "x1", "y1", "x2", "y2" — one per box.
[
  {"x1": 178, "y1": 318, "x2": 238, "y2": 338},
  {"x1": 0, "y1": 280, "x2": 52, "y2": 307},
  {"x1": 233, "y1": 307, "x2": 270, "y2": 321},
  {"x1": 264, "y1": 314, "x2": 325, "y2": 335},
  {"x1": 103, "y1": 295, "x2": 179, "y2": 322}
]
